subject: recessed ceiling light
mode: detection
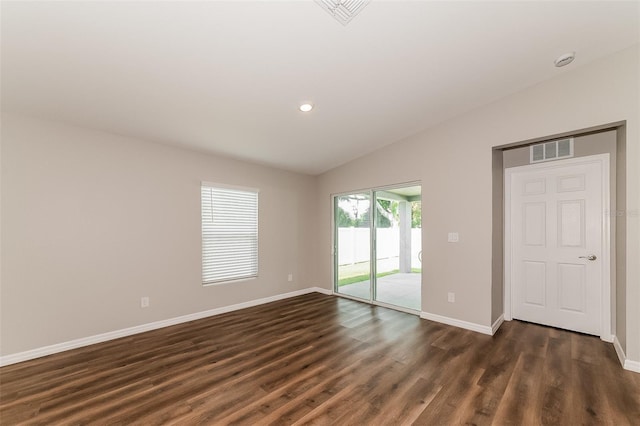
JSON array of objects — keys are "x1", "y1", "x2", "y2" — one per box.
[
  {"x1": 299, "y1": 103, "x2": 313, "y2": 112},
  {"x1": 554, "y1": 52, "x2": 576, "y2": 67}
]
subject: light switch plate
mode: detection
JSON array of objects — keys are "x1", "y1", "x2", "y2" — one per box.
[{"x1": 448, "y1": 232, "x2": 459, "y2": 243}]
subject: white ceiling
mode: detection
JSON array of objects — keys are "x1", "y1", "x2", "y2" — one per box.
[{"x1": 2, "y1": 1, "x2": 638, "y2": 175}]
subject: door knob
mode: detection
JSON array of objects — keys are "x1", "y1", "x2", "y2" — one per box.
[{"x1": 579, "y1": 255, "x2": 597, "y2": 261}]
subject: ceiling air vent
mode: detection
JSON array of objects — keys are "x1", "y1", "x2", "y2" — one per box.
[
  {"x1": 315, "y1": 0, "x2": 371, "y2": 25},
  {"x1": 530, "y1": 138, "x2": 574, "y2": 163}
]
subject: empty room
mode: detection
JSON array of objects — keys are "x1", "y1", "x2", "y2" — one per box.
[{"x1": 1, "y1": 1, "x2": 639, "y2": 424}]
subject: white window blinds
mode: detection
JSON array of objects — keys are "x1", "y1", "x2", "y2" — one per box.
[{"x1": 201, "y1": 184, "x2": 258, "y2": 285}]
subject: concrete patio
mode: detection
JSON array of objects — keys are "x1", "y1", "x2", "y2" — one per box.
[{"x1": 337, "y1": 272, "x2": 421, "y2": 311}]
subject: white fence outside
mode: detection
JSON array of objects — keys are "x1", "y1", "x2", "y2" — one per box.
[{"x1": 337, "y1": 228, "x2": 422, "y2": 267}]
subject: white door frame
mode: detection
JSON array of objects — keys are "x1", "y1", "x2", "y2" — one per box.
[{"x1": 504, "y1": 154, "x2": 612, "y2": 342}]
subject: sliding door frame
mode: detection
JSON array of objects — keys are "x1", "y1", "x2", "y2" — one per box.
[{"x1": 332, "y1": 181, "x2": 422, "y2": 315}]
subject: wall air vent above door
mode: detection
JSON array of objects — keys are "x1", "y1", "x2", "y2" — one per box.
[{"x1": 530, "y1": 138, "x2": 574, "y2": 163}]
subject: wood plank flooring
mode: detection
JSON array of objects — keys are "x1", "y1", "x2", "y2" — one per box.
[{"x1": 1, "y1": 293, "x2": 639, "y2": 425}]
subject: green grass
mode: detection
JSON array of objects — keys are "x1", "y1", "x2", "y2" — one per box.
[{"x1": 338, "y1": 268, "x2": 421, "y2": 287}]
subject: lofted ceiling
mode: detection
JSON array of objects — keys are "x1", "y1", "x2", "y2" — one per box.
[{"x1": 1, "y1": 1, "x2": 638, "y2": 175}]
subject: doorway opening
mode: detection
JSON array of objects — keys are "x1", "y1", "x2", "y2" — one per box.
[
  {"x1": 493, "y1": 125, "x2": 623, "y2": 345},
  {"x1": 333, "y1": 184, "x2": 422, "y2": 313}
]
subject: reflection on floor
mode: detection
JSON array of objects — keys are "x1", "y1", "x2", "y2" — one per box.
[{"x1": 338, "y1": 272, "x2": 421, "y2": 311}]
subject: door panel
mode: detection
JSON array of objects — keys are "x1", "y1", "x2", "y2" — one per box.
[
  {"x1": 523, "y1": 202, "x2": 546, "y2": 246},
  {"x1": 558, "y1": 200, "x2": 584, "y2": 247},
  {"x1": 509, "y1": 159, "x2": 603, "y2": 336},
  {"x1": 334, "y1": 193, "x2": 371, "y2": 301},
  {"x1": 372, "y1": 192, "x2": 421, "y2": 311},
  {"x1": 523, "y1": 261, "x2": 545, "y2": 307},
  {"x1": 557, "y1": 263, "x2": 585, "y2": 313}
]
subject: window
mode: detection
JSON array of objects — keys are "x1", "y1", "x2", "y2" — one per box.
[{"x1": 201, "y1": 183, "x2": 258, "y2": 285}]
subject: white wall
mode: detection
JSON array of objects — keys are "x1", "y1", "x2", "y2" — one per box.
[
  {"x1": 315, "y1": 45, "x2": 639, "y2": 363},
  {"x1": 2, "y1": 45, "x2": 638, "y2": 367},
  {"x1": 0, "y1": 114, "x2": 316, "y2": 356}
]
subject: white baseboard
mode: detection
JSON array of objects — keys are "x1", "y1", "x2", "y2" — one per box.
[
  {"x1": 613, "y1": 335, "x2": 626, "y2": 366},
  {"x1": 600, "y1": 334, "x2": 614, "y2": 343},
  {"x1": 312, "y1": 287, "x2": 332, "y2": 295},
  {"x1": 5, "y1": 289, "x2": 638, "y2": 375},
  {"x1": 625, "y1": 359, "x2": 640, "y2": 373},
  {"x1": 0, "y1": 287, "x2": 330, "y2": 367},
  {"x1": 491, "y1": 314, "x2": 504, "y2": 335},
  {"x1": 611, "y1": 336, "x2": 640, "y2": 373},
  {"x1": 420, "y1": 311, "x2": 494, "y2": 336}
]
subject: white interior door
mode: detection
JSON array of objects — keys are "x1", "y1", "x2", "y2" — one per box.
[{"x1": 506, "y1": 155, "x2": 608, "y2": 336}]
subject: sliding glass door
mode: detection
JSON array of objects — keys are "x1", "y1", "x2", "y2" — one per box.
[
  {"x1": 334, "y1": 185, "x2": 421, "y2": 312},
  {"x1": 334, "y1": 192, "x2": 372, "y2": 300},
  {"x1": 373, "y1": 188, "x2": 421, "y2": 310}
]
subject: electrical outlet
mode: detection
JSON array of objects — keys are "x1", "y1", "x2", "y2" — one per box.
[
  {"x1": 448, "y1": 232, "x2": 459, "y2": 243},
  {"x1": 141, "y1": 297, "x2": 150, "y2": 308},
  {"x1": 447, "y1": 292, "x2": 455, "y2": 303},
  {"x1": 287, "y1": 274, "x2": 293, "y2": 282}
]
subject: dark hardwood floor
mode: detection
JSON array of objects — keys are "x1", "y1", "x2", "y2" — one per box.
[{"x1": 1, "y1": 293, "x2": 639, "y2": 425}]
